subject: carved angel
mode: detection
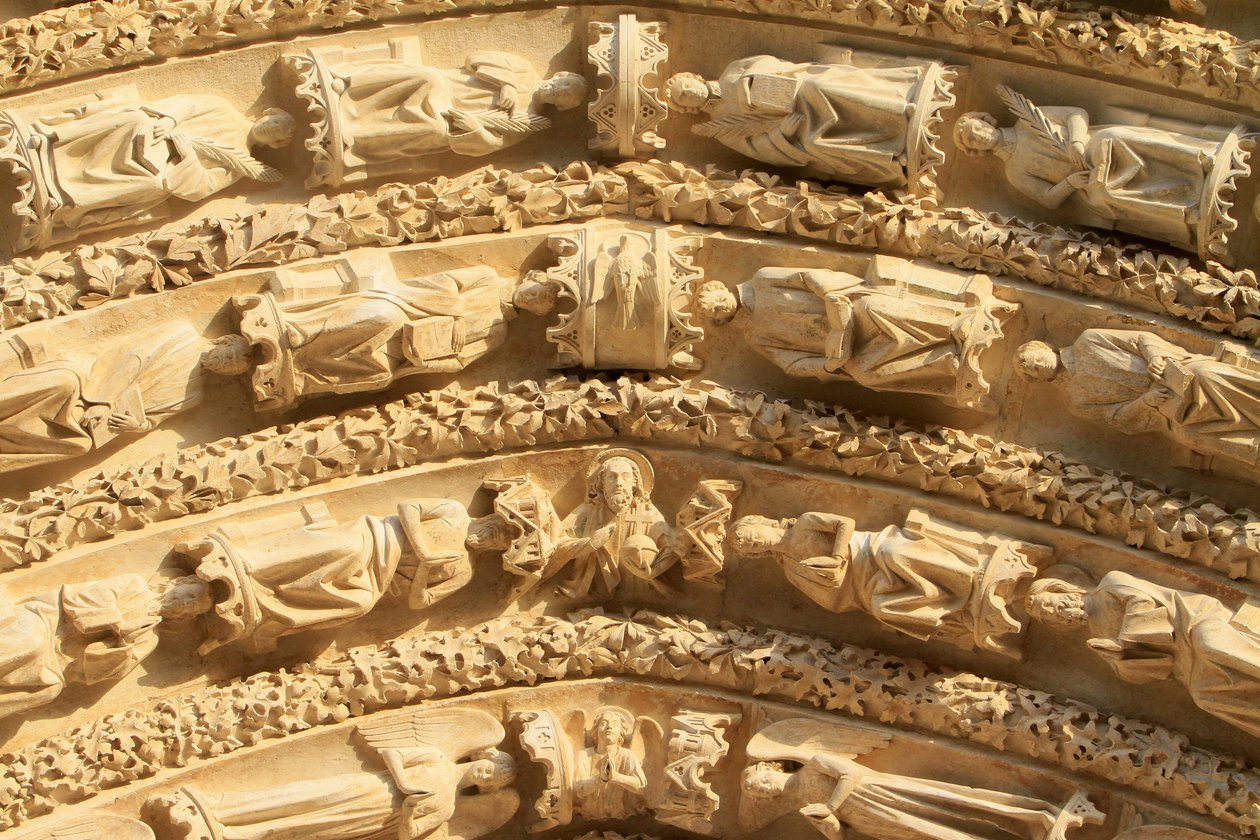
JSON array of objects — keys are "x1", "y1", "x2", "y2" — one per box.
[
  {"x1": 146, "y1": 709, "x2": 516, "y2": 840},
  {"x1": 515, "y1": 705, "x2": 665, "y2": 831},
  {"x1": 12, "y1": 816, "x2": 154, "y2": 840},
  {"x1": 739, "y1": 718, "x2": 1102, "y2": 840}
]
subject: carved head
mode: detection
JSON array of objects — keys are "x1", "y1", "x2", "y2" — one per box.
[
  {"x1": 730, "y1": 515, "x2": 786, "y2": 555},
  {"x1": 512, "y1": 279, "x2": 560, "y2": 316},
  {"x1": 694, "y1": 280, "x2": 738, "y2": 325},
  {"x1": 1013, "y1": 340, "x2": 1061, "y2": 382},
  {"x1": 741, "y1": 762, "x2": 790, "y2": 799},
  {"x1": 953, "y1": 112, "x2": 1001, "y2": 156},
  {"x1": 591, "y1": 706, "x2": 635, "y2": 749},
  {"x1": 468, "y1": 748, "x2": 516, "y2": 790},
  {"x1": 466, "y1": 514, "x2": 515, "y2": 552},
  {"x1": 159, "y1": 575, "x2": 215, "y2": 621},
  {"x1": 249, "y1": 109, "x2": 296, "y2": 149},
  {"x1": 202, "y1": 334, "x2": 254, "y2": 376},
  {"x1": 538, "y1": 72, "x2": 590, "y2": 111},
  {"x1": 665, "y1": 72, "x2": 717, "y2": 114},
  {"x1": 597, "y1": 456, "x2": 642, "y2": 513},
  {"x1": 1025, "y1": 565, "x2": 1093, "y2": 630}
]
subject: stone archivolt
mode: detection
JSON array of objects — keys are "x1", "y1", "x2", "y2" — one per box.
[
  {"x1": 0, "y1": 614, "x2": 1253, "y2": 835},
  {"x1": 2, "y1": 4, "x2": 1260, "y2": 840}
]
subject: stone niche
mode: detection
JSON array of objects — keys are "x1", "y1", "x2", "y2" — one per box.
[{"x1": 1, "y1": 1, "x2": 1260, "y2": 840}]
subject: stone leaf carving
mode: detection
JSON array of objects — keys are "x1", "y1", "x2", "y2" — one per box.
[
  {"x1": 6, "y1": 376, "x2": 1260, "y2": 581},
  {"x1": 174, "y1": 498, "x2": 474, "y2": 654},
  {"x1": 0, "y1": 93, "x2": 293, "y2": 252},
  {"x1": 955, "y1": 86, "x2": 1254, "y2": 264},
  {"x1": 516, "y1": 705, "x2": 659, "y2": 828},
  {"x1": 287, "y1": 39, "x2": 588, "y2": 187},
  {"x1": 622, "y1": 161, "x2": 1260, "y2": 343},
  {"x1": 0, "y1": 0, "x2": 1256, "y2": 120},
  {"x1": 666, "y1": 47, "x2": 956, "y2": 197},
  {"x1": 144, "y1": 708, "x2": 517, "y2": 840},
  {"x1": 0, "y1": 322, "x2": 247, "y2": 474},
  {"x1": 731, "y1": 508, "x2": 1048, "y2": 658},
  {"x1": 587, "y1": 15, "x2": 668, "y2": 160},
  {"x1": 6, "y1": 162, "x2": 1258, "y2": 344},
  {"x1": 706, "y1": 257, "x2": 1018, "y2": 411},
  {"x1": 738, "y1": 718, "x2": 1104, "y2": 839},
  {"x1": 1015, "y1": 329, "x2": 1260, "y2": 483},
  {"x1": 6, "y1": 609, "x2": 1260, "y2": 834},
  {"x1": 537, "y1": 227, "x2": 706, "y2": 371},
  {"x1": 231, "y1": 255, "x2": 556, "y2": 411},
  {"x1": 655, "y1": 710, "x2": 739, "y2": 834},
  {"x1": 1028, "y1": 564, "x2": 1260, "y2": 742}
]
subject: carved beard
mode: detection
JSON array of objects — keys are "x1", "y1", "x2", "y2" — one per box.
[{"x1": 606, "y1": 489, "x2": 631, "y2": 512}]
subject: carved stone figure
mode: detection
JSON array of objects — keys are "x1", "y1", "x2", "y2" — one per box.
[
  {"x1": 739, "y1": 718, "x2": 1103, "y2": 839},
  {"x1": 1014, "y1": 330, "x2": 1260, "y2": 478},
  {"x1": 0, "y1": 323, "x2": 251, "y2": 473},
  {"x1": 575, "y1": 707, "x2": 650, "y2": 821},
  {"x1": 1027, "y1": 564, "x2": 1260, "y2": 740},
  {"x1": 288, "y1": 41, "x2": 587, "y2": 186},
  {"x1": 174, "y1": 499, "x2": 473, "y2": 654},
  {"x1": 145, "y1": 708, "x2": 517, "y2": 840},
  {"x1": 0, "y1": 574, "x2": 208, "y2": 720},
  {"x1": 536, "y1": 227, "x2": 707, "y2": 371},
  {"x1": 548, "y1": 449, "x2": 672, "y2": 597},
  {"x1": 954, "y1": 86, "x2": 1253, "y2": 262},
  {"x1": 699, "y1": 257, "x2": 1017, "y2": 410},
  {"x1": 234, "y1": 262, "x2": 557, "y2": 410},
  {"x1": 665, "y1": 48, "x2": 955, "y2": 193},
  {"x1": 0, "y1": 93, "x2": 293, "y2": 250},
  {"x1": 731, "y1": 508, "x2": 1045, "y2": 657}
]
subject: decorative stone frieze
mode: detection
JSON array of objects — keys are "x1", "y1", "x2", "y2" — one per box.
[{"x1": 587, "y1": 15, "x2": 669, "y2": 160}]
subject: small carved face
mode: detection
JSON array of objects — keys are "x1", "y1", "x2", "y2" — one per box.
[
  {"x1": 695, "y1": 281, "x2": 738, "y2": 324},
  {"x1": 730, "y1": 516, "x2": 780, "y2": 555},
  {"x1": 470, "y1": 749, "x2": 516, "y2": 789},
  {"x1": 954, "y1": 113, "x2": 1000, "y2": 153},
  {"x1": 1014, "y1": 341, "x2": 1060, "y2": 382},
  {"x1": 741, "y1": 764, "x2": 787, "y2": 798},
  {"x1": 513, "y1": 280, "x2": 559, "y2": 316},
  {"x1": 665, "y1": 73, "x2": 712, "y2": 112},
  {"x1": 466, "y1": 515, "x2": 514, "y2": 552},
  {"x1": 203, "y1": 335, "x2": 254, "y2": 376},
  {"x1": 251, "y1": 111, "x2": 296, "y2": 148},
  {"x1": 539, "y1": 72, "x2": 590, "y2": 111},
  {"x1": 594, "y1": 711, "x2": 627, "y2": 747},
  {"x1": 1026, "y1": 591, "x2": 1089, "y2": 629},
  {"x1": 599, "y1": 458, "x2": 639, "y2": 513}
]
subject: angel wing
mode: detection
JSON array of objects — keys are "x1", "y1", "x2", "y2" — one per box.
[
  {"x1": 638, "y1": 715, "x2": 669, "y2": 810},
  {"x1": 745, "y1": 718, "x2": 891, "y2": 763},
  {"x1": 996, "y1": 86, "x2": 1081, "y2": 167},
  {"x1": 176, "y1": 134, "x2": 283, "y2": 182},
  {"x1": 466, "y1": 109, "x2": 551, "y2": 137},
  {"x1": 13, "y1": 817, "x2": 154, "y2": 840},
  {"x1": 356, "y1": 708, "x2": 506, "y2": 761}
]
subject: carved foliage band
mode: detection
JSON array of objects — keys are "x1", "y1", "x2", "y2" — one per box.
[
  {"x1": 3, "y1": 377, "x2": 1259, "y2": 583},
  {"x1": 1, "y1": 610, "x2": 1256, "y2": 834}
]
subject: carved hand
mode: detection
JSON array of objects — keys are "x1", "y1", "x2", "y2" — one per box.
[
  {"x1": 1064, "y1": 171, "x2": 1091, "y2": 190},
  {"x1": 1147, "y1": 356, "x2": 1168, "y2": 379},
  {"x1": 447, "y1": 110, "x2": 480, "y2": 132},
  {"x1": 108, "y1": 410, "x2": 147, "y2": 434},
  {"x1": 497, "y1": 84, "x2": 518, "y2": 113}
]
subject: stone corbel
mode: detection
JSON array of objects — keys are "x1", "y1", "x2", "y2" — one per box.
[
  {"x1": 538, "y1": 225, "x2": 706, "y2": 370},
  {"x1": 587, "y1": 14, "x2": 669, "y2": 160}
]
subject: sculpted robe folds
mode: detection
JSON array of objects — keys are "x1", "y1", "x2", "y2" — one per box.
[
  {"x1": 696, "y1": 54, "x2": 929, "y2": 187},
  {"x1": 0, "y1": 322, "x2": 208, "y2": 472},
  {"x1": 1056, "y1": 329, "x2": 1260, "y2": 470},
  {"x1": 1085, "y1": 571, "x2": 1260, "y2": 739},
  {"x1": 0, "y1": 575, "x2": 159, "y2": 720},
  {"x1": 236, "y1": 267, "x2": 517, "y2": 410},
  {"x1": 736, "y1": 261, "x2": 1014, "y2": 410},
  {"x1": 179, "y1": 499, "x2": 469, "y2": 654}
]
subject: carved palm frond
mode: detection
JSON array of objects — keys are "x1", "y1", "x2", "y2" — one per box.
[
  {"x1": 177, "y1": 134, "x2": 283, "y2": 182},
  {"x1": 356, "y1": 708, "x2": 506, "y2": 757},
  {"x1": 468, "y1": 110, "x2": 551, "y2": 136},
  {"x1": 692, "y1": 113, "x2": 786, "y2": 141},
  {"x1": 996, "y1": 86, "x2": 1075, "y2": 162}
]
